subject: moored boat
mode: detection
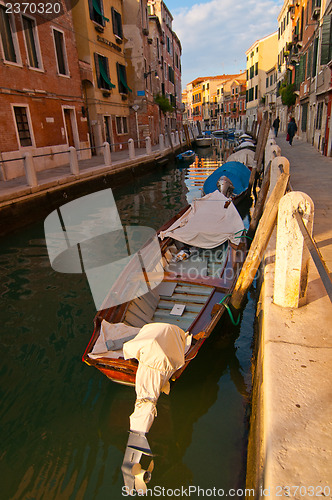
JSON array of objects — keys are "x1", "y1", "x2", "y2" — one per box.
[
  {"x1": 202, "y1": 160, "x2": 251, "y2": 201},
  {"x1": 234, "y1": 141, "x2": 256, "y2": 152},
  {"x1": 83, "y1": 191, "x2": 245, "y2": 386},
  {"x1": 81, "y1": 189, "x2": 247, "y2": 493},
  {"x1": 212, "y1": 129, "x2": 225, "y2": 137},
  {"x1": 176, "y1": 149, "x2": 195, "y2": 162},
  {"x1": 225, "y1": 149, "x2": 256, "y2": 170},
  {"x1": 195, "y1": 135, "x2": 213, "y2": 147}
]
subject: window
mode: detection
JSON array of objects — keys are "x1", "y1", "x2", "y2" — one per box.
[
  {"x1": 315, "y1": 102, "x2": 323, "y2": 129},
  {"x1": 22, "y1": 15, "x2": 41, "y2": 69},
  {"x1": 166, "y1": 36, "x2": 172, "y2": 54},
  {"x1": 255, "y1": 62, "x2": 258, "y2": 76},
  {"x1": 255, "y1": 85, "x2": 258, "y2": 100},
  {"x1": 53, "y1": 29, "x2": 68, "y2": 76},
  {"x1": 115, "y1": 116, "x2": 128, "y2": 135},
  {"x1": 270, "y1": 75, "x2": 273, "y2": 86},
  {"x1": 301, "y1": 103, "x2": 308, "y2": 132},
  {"x1": 89, "y1": 0, "x2": 108, "y2": 26},
  {"x1": 266, "y1": 77, "x2": 269, "y2": 88},
  {"x1": 117, "y1": 63, "x2": 131, "y2": 94},
  {"x1": 168, "y1": 65, "x2": 174, "y2": 84},
  {"x1": 13, "y1": 106, "x2": 33, "y2": 147},
  {"x1": 0, "y1": 5, "x2": 20, "y2": 63},
  {"x1": 111, "y1": 7, "x2": 123, "y2": 40},
  {"x1": 94, "y1": 53, "x2": 115, "y2": 90}
]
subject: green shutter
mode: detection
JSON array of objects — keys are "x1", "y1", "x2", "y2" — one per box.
[
  {"x1": 99, "y1": 58, "x2": 115, "y2": 88},
  {"x1": 307, "y1": 46, "x2": 312, "y2": 77},
  {"x1": 312, "y1": 37, "x2": 318, "y2": 76},
  {"x1": 92, "y1": 0, "x2": 109, "y2": 22},
  {"x1": 320, "y1": 15, "x2": 332, "y2": 65}
]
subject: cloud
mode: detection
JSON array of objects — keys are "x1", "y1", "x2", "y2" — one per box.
[{"x1": 172, "y1": 0, "x2": 283, "y2": 87}]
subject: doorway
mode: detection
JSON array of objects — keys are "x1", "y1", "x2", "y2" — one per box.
[{"x1": 64, "y1": 109, "x2": 75, "y2": 147}]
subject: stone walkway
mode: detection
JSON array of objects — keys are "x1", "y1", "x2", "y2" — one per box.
[
  {"x1": 253, "y1": 133, "x2": 332, "y2": 497},
  {"x1": 0, "y1": 143, "x2": 168, "y2": 205}
]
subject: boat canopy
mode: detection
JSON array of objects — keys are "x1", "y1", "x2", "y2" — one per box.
[{"x1": 159, "y1": 190, "x2": 244, "y2": 248}]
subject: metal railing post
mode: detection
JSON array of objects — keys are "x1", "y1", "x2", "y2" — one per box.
[{"x1": 23, "y1": 152, "x2": 38, "y2": 187}]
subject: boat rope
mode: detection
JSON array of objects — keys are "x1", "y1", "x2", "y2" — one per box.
[
  {"x1": 218, "y1": 294, "x2": 240, "y2": 326},
  {"x1": 234, "y1": 229, "x2": 253, "y2": 241}
]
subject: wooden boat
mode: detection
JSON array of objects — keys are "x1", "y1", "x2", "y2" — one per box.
[
  {"x1": 234, "y1": 141, "x2": 256, "y2": 152},
  {"x1": 195, "y1": 134, "x2": 212, "y2": 147},
  {"x1": 82, "y1": 193, "x2": 246, "y2": 387},
  {"x1": 212, "y1": 129, "x2": 225, "y2": 137},
  {"x1": 225, "y1": 149, "x2": 256, "y2": 170},
  {"x1": 176, "y1": 149, "x2": 195, "y2": 162},
  {"x1": 202, "y1": 161, "x2": 251, "y2": 201}
]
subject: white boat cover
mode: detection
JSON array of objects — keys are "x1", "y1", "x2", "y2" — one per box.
[
  {"x1": 123, "y1": 322, "x2": 191, "y2": 434},
  {"x1": 88, "y1": 321, "x2": 141, "y2": 360},
  {"x1": 158, "y1": 191, "x2": 244, "y2": 248},
  {"x1": 226, "y1": 150, "x2": 256, "y2": 169}
]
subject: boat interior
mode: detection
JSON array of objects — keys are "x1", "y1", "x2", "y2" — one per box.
[{"x1": 88, "y1": 239, "x2": 230, "y2": 360}]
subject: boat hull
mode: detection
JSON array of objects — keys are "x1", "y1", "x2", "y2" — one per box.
[{"x1": 82, "y1": 206, "x2": 246, "y2": 386}]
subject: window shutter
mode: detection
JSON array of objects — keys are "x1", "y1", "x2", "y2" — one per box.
[
  {"x1": 312, "y1": 37, "x2": 318, "y2": 76},
  {"x1": 306, "y1": 46, "x2": 312, "y2": 77},
  {"x1": 94, "y1": 52, "x2": 101, "y2": 88},
  {"x1": 320, "y1": 15, "x2": 332, "y2": 65}
]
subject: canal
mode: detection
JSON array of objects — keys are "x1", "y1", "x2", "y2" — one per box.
[{"x1": 0, "y1": 142, "x2": 257, "y2": 499}]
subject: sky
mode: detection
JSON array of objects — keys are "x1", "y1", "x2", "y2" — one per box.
[{"x1": 164, "y1": 0, "x2": 284, "y2": 89}]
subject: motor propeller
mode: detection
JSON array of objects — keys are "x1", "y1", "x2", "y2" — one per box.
[{"x1": 131, "y1": 460, "x2": 154, "y2": 494}]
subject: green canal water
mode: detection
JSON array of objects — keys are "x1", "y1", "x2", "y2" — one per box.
[{"x1": 0, "y1": 145, "x2": 257, "y2": 499}]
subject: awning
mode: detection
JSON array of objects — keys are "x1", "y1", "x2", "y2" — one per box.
[
  {"x1": 92, "y1": 0, "x2": 109, "y2": 22},
  {"x1": 120, "y1": 71, "x2": 132, "y2": 93},
  {"x1": 99, "y1": 59, "x2": 116, "y2": 88}
]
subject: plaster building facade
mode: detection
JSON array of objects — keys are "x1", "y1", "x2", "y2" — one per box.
[
  {"x1": 71, "y1": 0, "x2": 132, "y2": 153},
  {"x1": 245, "y1": 32, "x2": 278, "y2": 129}
]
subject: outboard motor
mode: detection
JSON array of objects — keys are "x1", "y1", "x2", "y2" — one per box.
[{"x1": 217, "y1": 176, "x2": 234, "y2": 198}]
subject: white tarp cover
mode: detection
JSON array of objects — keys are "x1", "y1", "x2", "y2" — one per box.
[
  {"x1": 123, "y1": 322, "x2": 190, "y2": 434},
  {"x1": 88, "y1": 321, "x2": 141, "y2": 360},
  {"x1": 226, "y1": 150, "x2": 256, "y2": 169},
  {"x1": 158, "y1": 190, "x2": 244, "y2": 248}
]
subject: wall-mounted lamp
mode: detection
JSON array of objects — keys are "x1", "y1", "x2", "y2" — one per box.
[{"x1": 144, "y1": 70, "x2": 159, "y2": 79}]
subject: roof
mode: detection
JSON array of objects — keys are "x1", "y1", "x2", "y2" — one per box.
[
  {"x1": 188, "y1": 73, "x2": 245, "y2": 87},
  {"x1": 245, "y1": 31, "x2": 278, "y2": 54}
]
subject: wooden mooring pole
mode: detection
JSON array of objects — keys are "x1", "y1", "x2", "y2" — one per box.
[{"x1": 230, "y1": 171, "x2": 290, "y2": 311}]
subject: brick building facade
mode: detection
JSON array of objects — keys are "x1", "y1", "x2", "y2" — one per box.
[{"x1": 0, "y1": 1, "x2": 89, "y2": 180}]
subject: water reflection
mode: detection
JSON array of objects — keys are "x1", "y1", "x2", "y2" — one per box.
[{"x1": 0, "y1": 145, "x2": 255, "y2": 499}]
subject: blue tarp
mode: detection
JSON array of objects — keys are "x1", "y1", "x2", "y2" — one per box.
[{"x1": 203, "y1": 161, "x2": 251, "y2": 196}]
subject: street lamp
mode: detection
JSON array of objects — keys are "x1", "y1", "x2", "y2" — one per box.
[
  {"x1": 131, "y1": 104, "x2": 140, "y2": 148},
  {"x1": 143, "y1": 70, "x2": 159, "y2": 79}
]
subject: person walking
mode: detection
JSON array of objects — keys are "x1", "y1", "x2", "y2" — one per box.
[
  {"x1": 287, "y1": 117, "x2": 297, "y2": 146},
  {"x1": 272, "y1": 116, "x2": 280, "y2": 137}
]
